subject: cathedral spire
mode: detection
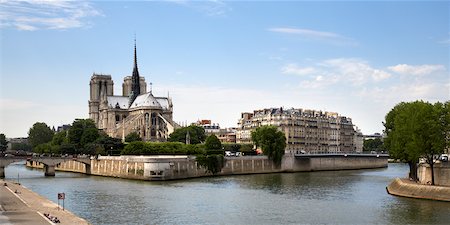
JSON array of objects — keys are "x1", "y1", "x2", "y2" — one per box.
[{"x1": 130, "y1": 37, "x2": 141, "y2": 106}]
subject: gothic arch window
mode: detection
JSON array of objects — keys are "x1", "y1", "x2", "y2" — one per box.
[{"x1": 151, "y1": 113, "x2": 157, "y2": 126}]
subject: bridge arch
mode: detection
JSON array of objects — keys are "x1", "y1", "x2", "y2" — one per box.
[{"x1": 0, "y1": 157, "x2": 91, "y2": 178}]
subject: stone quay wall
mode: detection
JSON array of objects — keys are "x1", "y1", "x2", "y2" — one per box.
[
  {"x1": 387, "y1": 178, "x2": 450, "y2": 202},
  {"x1": 417, "y1": 162, "x2": 450, "y2": 187},
  {"x1": 26, "y1": 155, "x2": 387, "y2": 181}
]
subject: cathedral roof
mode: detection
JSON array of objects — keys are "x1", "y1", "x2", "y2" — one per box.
[
  {"x1": 155, "y1": 97, "x2": 170, "y2": 110},
  {"x1": 130, "y1": 92, "x2": 163, "y2": 109},
  {"x1": 107, "y1": 96, "x2": 129, "y2": 109}
]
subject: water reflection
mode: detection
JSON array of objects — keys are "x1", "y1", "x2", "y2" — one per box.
[{"x1": 4, "y1": 163, "x2": 450, "y2": 225}]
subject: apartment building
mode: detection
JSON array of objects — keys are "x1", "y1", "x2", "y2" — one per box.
[{"x1": 237, "y1": 107, "x2": 362, "y2": 154}]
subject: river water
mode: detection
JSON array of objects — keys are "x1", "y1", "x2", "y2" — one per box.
[{"x1": 4, "y1": 163, "x2": 450, "y2": 224}]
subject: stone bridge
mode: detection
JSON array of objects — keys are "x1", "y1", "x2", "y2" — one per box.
[{"x1": 0, "y1": 156, "x2": 91, "y2": 178}]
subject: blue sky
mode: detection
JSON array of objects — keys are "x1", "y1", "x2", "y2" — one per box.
[{"x1": 1, "y1": 0, "x2": 449, "y2": 138}]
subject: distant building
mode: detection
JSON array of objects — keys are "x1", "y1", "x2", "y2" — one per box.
[
  {"x1": 57, "y1": 124, "x2": 71, "y2": 133},
  {"x1": 6, "y1": 137, "x2": 28, "y2": 150},
  {"x1": 363, "y1": 133, "x2": 383, "y2": 140},
  {"x1": 89, "y1": 41, "x2": 177, "y2": 141},
  {"x1": 195, "y1": 120, "x2": 237, "y2": 143},
  {"x1": 236, "y1": 107, "x2": 361, "y2": 154},
  {"x1": 353, "y1": 127, "x2": 364, "y2": 153}
]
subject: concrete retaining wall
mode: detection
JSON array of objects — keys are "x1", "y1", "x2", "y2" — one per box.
[
  {"x1": 418, "y1": 162, "x2": 450, "y2": 187},
  {"x1": 26, "y1": 155, "x2": 387, "y2": 181},
  {"x1": 387, "y1": 178, "x2": 450, "y2": 202}
]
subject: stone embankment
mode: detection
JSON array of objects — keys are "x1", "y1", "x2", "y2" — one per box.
[
  {"x1": 387, "y1": 178, "x2": 450, "y2": 202},
  {"x1": 27, "y1": 154, "x2": 388, "y2": 181},
  {"x1": 0, "y1": 180, "x2": 90, "y2": 225}
]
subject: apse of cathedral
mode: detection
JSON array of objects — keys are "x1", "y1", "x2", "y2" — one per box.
[{"x1": 88, "y1": 41, "x2": 176, "y2": 142}]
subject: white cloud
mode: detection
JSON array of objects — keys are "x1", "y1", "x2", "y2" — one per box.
[
  {"x1": 0, "y1": 1, "x2": 102, "y2": 30},
  {"x1": 269, "y1": 27, "x2": 341, "y2": 38},
  {"x1": 282, "y1": 58, "x2": 391, "y2": 88},
  {"x1": 388, "y1": 64, "x2": 446, "y2": 76},
  {"x1": 281, "y1": 64, "x2": 316, "y2": 76},
  {"x1": 268, "y1": 27, "x2": 357, "y2": 45},
  {"x1": 324, "y1": 58, "x2": 391, "y2": 84},
  {"x1": 357, "y1": 82, "x2": 448, "y2": 105}
]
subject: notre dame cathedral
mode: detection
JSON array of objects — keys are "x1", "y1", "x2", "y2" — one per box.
[{"x1": 88, "y1": 41, "x2": 177, "y2": 141}]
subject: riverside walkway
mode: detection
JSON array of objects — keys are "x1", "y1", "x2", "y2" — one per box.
[{"x1": 0, "y1": 180, "x2": 90, "y2": 225}]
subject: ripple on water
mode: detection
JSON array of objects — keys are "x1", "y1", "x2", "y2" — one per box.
[{"x1": 4, "y1": 163, "x2": 450, "y2": 225}]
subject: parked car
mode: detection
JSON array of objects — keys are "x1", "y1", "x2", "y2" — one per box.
[{"x1": 225, "y1": 151, "x2": 235, "y2": 157}]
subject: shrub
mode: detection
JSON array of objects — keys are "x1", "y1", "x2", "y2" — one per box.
[
  {"x1": 196, "y1": 154, "x2": 225, "y2": 175},
  {"x1": 205, "y1": 134, "x2": 222, "y2": 150},
  {"x1": 121, "y1": 142, "x2": 207, "y2": 155}
]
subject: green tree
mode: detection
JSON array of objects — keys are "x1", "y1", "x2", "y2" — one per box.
[
  {"x1": 28, "y1": 122, "x2": 54, "y2": 148},
  {"x1": 168, "y1": 125, "x2": 206, "y2": 144},
  {"x1": 80, "y1": 127, "x2": 100, "y2": 148},
  {"x1": 125, "y1": 132, "x2": 142, "y2": 142},
  {"x1": 34, "y1": 143, "x2": 59, "y2": 155},
  {"x1": 251, "y1": 125, "x2": 286, "y2": 166},
  {"x1": 52, "y1": 131, "x2": 67, "y2": 146},
  {"x1": 0, "y1": 133, "x2": 8, "y2": 153},
  {"x1": 363, "y1": 138, "x2": 385, "y2": 152},
  {"x1": 196, "y1": 154, "x2": 225, "y2": 175},
  {"x1": 205, "y1": 134, "x2": 222, "y2": 150},
  {"x1": 384, "y1": 101, "x2": 448, "y2": 183},
  {"x1": 67, "y1": 119, "x2": 99, "y2": 153},
  {"x1": 11, "y1": 142, "x2": 32, "y2": 152},
  {"x1": 59, "y1": 143, "x2": 76, "y2": 155},
  {"x1": 94, "y1": 135, "x2": 124, "y2": 155}
]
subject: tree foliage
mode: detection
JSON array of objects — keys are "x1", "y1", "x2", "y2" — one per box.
[
  {"x1": 52, "y1": 131, "x2": 67, "y2": 146},
  {"x1": 34, "y1": 143, "x2": 60, "y2": 155},
  {"x1": 251, "y1": 125, "x2": 286, "y2": 166},
  {"x1": 196, "y1": 154, "x2": 225, "y2": 175},
  {"x1": 0, "y1": 133, "x2": 8, "y2": 152},
  {"x1": 384, "y1": 101, "x2": 448, "y2": 183},
  {"x1": 363, "y1": 138, "x2": 385, "y2": 152},
  {"x1": 121, "y1": 142, "x2": 205, "y2": 155},
  {"x1": 168, "y1": 125, "x2": 206, "y2": 144},
  {"x1": 11, "y1": 142, "x2": 32, "y2": 151},
  {"x1": 205, "y1": 134, "x2": 222, "y2": 150},
  {"x1": 28, "y1": 122, "x2": 54, "y2": 148},
  {"x1": 94, "y1": 135, "x2": 124, "y2": 155},
  {"x1": 125, "y1": 132, "x2": 142, "y2": 142},
  {"x1": 67, "y1": 119, "x2": 99, "y2": 151}
]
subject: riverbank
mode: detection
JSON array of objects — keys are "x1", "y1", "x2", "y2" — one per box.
[
  {"x1": 25, "y1": 155, "x2": 388, "y2": 181},
  {"x1": 0, "y1": 180, "x2": 90, "y2": 225},
  {"x1": 386, "y1": 178, "x2": 450, "y2": 202}
]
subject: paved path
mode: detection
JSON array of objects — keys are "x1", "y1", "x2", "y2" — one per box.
[{"x1": 0, "y1": 180, "x2": 90, "y2": 225}]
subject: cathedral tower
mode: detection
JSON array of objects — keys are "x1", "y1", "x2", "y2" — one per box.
[{"x1": 89, "y1": 74, "x2": 113, "y2": 126}]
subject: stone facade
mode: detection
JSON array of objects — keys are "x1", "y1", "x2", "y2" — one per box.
[
  {"x1": 418, "y1": 162, "x2": 450, "y2": 186},
  {"x1": 237, "y1": 108, "x2": 363, "y2": 154},
  {"x1": 88, "y1": 43, "x2": 177, "y2": 141}
]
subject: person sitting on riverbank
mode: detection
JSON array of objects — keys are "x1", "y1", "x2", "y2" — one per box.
[{"x1": 44, "y1": 213, "x2": 60, "y2": 223}]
